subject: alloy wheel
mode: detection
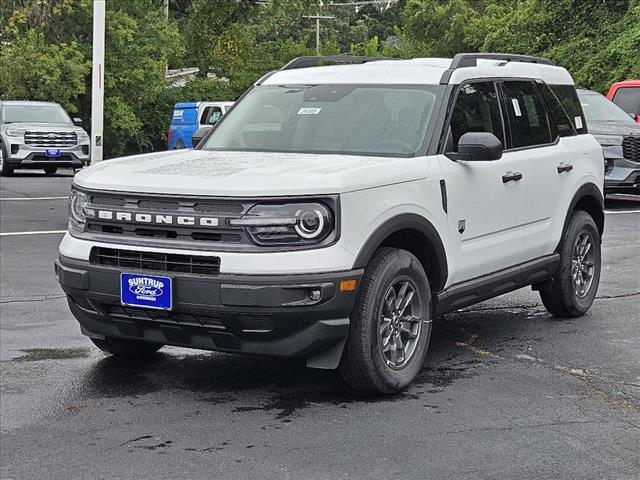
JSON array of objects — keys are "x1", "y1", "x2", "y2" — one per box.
[
  {"x1": 378, "y1": 278, "x2": 423, "y2": 369},
  {"x1": 571, "y1": 231, "x2": 596, "y2": 299}
]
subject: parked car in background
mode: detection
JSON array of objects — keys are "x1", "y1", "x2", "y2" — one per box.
[
  {"x1": 167, "y1": 101, "x2": 233, "y2": 150},
  {"x1": 0, "y1": 101, "x2": 90, "y2": 176},
  {"x1": 607, "y1": 80, "x2": 640, "y2": 124},
  {"x1": 577, "y1": 88, "x2": 640, "y2": 195}
]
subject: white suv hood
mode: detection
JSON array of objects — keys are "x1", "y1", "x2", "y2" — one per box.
[{"x1": 74, "y1": 150, "x2": 428, "y2": 196}]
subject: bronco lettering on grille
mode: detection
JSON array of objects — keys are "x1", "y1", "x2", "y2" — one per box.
[{"x1": 95, "y1": 209, "x2": 219, "y2": 227}]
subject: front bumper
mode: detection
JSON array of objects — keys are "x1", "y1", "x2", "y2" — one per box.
[
  {"x1": 604, "y1": 157, "x2": 640, "y2": 194},
  {"x1": 55, "y1": 255, "x2": 362, "y2": 364},
  {"x1": 5, "y1": 145, "x2": 89, "y2": 168}
]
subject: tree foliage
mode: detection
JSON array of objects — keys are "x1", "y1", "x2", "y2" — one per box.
[{"x1": 0, "y1": 0, "x2": 637, "y2": 158}]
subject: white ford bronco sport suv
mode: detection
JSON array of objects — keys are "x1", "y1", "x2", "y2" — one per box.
[{"x1": 55, "y1": 53, "x2": 604, "y2": 394}]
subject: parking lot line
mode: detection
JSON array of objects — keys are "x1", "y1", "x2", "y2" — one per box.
[
  {"x1": 0, "y1": 197, "x2": 68, "y2": 201},
  {"x1": 0, "y1": 230, "x2": 67, "y2": 237}
]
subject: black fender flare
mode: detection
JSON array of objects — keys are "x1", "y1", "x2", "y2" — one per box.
[
  {"x1": 352, "y1": 213, "x2": 448, "y2": 292},
  {"x1": 556, "y1": 182, "x2": 605, "y2": 251}
]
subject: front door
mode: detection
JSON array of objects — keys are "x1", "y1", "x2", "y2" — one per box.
[{"x1": 439, "y1": 81, "x2": 527, "y2": 285}]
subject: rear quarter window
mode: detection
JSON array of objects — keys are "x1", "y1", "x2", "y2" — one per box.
[{"x1": 550, "y1": 85, "x2": 588, "y2": 134}]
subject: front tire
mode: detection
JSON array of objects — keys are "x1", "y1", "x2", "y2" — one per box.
[
  {"x1": 540, "y1": 211, "x2": 601, "y2": 317},
  {"x1": 0, "y1": 144, "x2": 14, "y2": 177},
  {"x1": 91, "y1": 337, "x2": 163, "y2": 360},
  {"x1": 339, "y1": 248, "x2": 432, "y2": 394}
]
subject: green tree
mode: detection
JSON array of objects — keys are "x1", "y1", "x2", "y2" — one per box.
[{"x1": 0, "y1": 30, "x2": 89, "y2": 113}]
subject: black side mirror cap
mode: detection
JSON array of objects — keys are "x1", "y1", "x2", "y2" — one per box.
[
  {"x1": 73, "y1": 117, "x2": 83, "y2": 126},
  {"x1": 453, "y1": 132, "x2": 503, "y2": 161}
]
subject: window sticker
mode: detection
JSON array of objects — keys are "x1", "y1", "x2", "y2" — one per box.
[
  {"x1": 297, "y1": 107, "x2": 322, "y2": 115},
  {"x1": 575, "y1": 116, "x2": 583, "y2": 130},
  {"x1": 511, "y1": 98, "x2": 522, "y2": 117}
]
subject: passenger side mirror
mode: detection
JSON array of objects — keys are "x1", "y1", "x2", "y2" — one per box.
[
  {"x1": 73, "y1": 117, "x2": 83, "y2": 126},
  {"x1": 456, "y1": 132, "x2": 503, "y2": 161},
  {"x1": 191, "y1": 126, "x2": 212, "y2": 148}
]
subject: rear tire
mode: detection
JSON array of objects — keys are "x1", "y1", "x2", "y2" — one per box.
[
  {"x1": 540, "y1": 211, "x2": 601, "y2": 317},
  {"x1": 91, "y1": 337, "x2": 163, "y2": 360},
  {"x1": 44, "y1": 166, "x2": 57, "y2": 176},
  {"x1": 339, "y1": 248, "x2": 432, "y2": 395}
]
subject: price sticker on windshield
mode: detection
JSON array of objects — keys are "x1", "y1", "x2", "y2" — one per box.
[{"x1": 297, "y1": 107, "x2": 322, "y2": 115}]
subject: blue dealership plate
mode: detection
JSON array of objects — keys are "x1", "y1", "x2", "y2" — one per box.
[
  {"x1": 45, "y1": 149, "x2": 61, "y2": 158},
  {"x1": 120, "y1": 273, "x2": 172, "y2": 310}
]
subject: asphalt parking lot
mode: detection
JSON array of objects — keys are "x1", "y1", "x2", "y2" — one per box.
[{"x1": 1, "y1": 169, "x2": 639, "y2": 479}]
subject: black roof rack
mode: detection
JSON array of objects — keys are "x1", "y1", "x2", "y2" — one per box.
[
  {"x1": 450, "y1": 52, "x2": 554, "y2": 69},
  {"x1": 281, "y1": 55, "x2": 392, "y2": 70},
  {"x1": 440, "y1": 52, "x2": 554, "y2": 84}
]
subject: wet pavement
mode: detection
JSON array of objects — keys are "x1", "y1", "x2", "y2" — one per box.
[{"x1": 1, "y1": 170, "x2": 639, "y2": 479}]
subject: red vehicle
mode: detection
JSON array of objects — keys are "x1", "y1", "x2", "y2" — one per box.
[{"x1": 607, "y1": 80, "x2": 640, "y2": 124}]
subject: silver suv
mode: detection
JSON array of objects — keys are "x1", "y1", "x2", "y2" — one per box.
[{"x1": 0, "y1": 101, "x2": 90, "y2": 176}]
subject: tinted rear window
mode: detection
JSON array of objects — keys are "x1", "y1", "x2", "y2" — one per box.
[
  {"x1": 550, "y1": 85, "x2": 587, "y2": 134},
  {"x1": 538, "y1": 82, "x2": 575, "y2": 137}
]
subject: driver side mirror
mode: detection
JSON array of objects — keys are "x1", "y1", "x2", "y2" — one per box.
[
  {"x1": 455, "y1": 132, "x2": 503, "y2": 161},
  {"x1": 73, "y1": 117, "x2": 83, "y2": 126}
]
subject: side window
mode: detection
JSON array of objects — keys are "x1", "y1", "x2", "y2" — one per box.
[
  {"x1": 550, "y1": 85, "x2": 588, "y2": 134},
  {"x1": 612, "y1": 87, "x2": 640, "y2": 116},
  {"x1": 448, "y1": 82, "x2": 504, "y2": 151},
  {"x1": 200, "y1": 107, "x2": 212, "y2": 125},
  {"x1": 537, "y1": 82, "x2": 574, "y2": 137},
  {"x1": 503, "y1": 81, "x2": 552, "y2": 148},
  {"x1": 207, "y1": 107, "x2": 223, "y2": 125}
]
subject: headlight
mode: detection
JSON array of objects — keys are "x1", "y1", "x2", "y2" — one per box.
[
  {"x1": 77, "y1": 130, "x2": 89, "y2": 140},
  {"x1": 5, "y1": 128, "x2": 26, "y2": 137},
  {"x1": 68, "y1": 189, "x2": 90, "y2": 233},
  {"x1": 593, "y1": 134, "x2": 623, "y2": 147},
  {"x1": 229, "y1": 202, "x2": 334, "y2": 246}
]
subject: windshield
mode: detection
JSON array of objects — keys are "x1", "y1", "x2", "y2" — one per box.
[
  {"x1": 201, "y1": 85, "x2": 441, "y2": 156},
  {"x1": 578, "y1": 92, "x2": 635, "y2": 123},
  {"x1": 2, "y1": 104, "x2": 72, "y2": 124}
]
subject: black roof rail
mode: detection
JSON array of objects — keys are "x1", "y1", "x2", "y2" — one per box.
[
  {"x1": 450, "y1": 52, "x2": 554, "y2": 69},
  {"x1": 440, "y1": 52, "x2": 554, "y2": 84},
  {"x1": 281, "y1": 55, "x2": 392, "y2": 70}
]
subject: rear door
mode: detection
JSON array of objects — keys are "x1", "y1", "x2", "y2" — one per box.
[
  {"x1": 498, "y1": 80, "x2": 581, "y2": 260},
  {"x1": 439, "y1": 81, "x2": 527, "y2": 284}
]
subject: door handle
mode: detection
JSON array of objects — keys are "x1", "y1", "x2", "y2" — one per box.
[
  {"x1": 557, "y1": 163, "x2": 573, "y2": 173},
  {"x1": 502, "y1": 171, "x2": 523, "y2": 183}
]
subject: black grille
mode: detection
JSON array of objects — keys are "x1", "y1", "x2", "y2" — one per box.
[
  {"x1": 101, "y1": 304, "x2": 275, "y2": 333},
  {"x1": 30, "y1": 155, "x2": 75, "y2": 163},
  {"x1": 25, "y1": 131, "x2": 77, "y2": 147},
  {"x1": 622, "y1": 136, "x2": 640, "y2": 162},
  {"x1": 81, "y1": 191, "x2": 251, "y2": 248},
  {"x1": 90, "y1": 247, "x2": 220, "y2": 275},
  {"x1": 101, "y1": 302, "x2": 226, "y2": 330}
]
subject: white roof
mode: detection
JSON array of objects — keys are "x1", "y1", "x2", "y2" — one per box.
[{"x1": 261, "y1": 57, "x2": 575, "y2": 86}]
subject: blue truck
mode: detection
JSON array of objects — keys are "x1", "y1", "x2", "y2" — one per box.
[{"x1": 168, "y1": 101, "x2": 234, "y2": 149}]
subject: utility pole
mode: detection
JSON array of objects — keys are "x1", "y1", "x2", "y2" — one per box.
[
  {"x1": 91, "y1": 0, "x2": 106, "y2": 163},
  {"x1": 303, "y1": 14, "x2": 334, "y2": 54}
]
